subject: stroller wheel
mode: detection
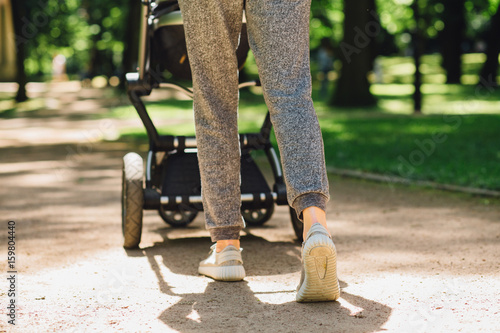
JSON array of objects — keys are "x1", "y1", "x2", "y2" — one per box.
[
  {"x1": 158, "y1": 206, "x2": 198, "y2": 227},
  {"x1": 122, "y1": 152, "x2": 144, "y2": 249},
  {"x1": 289, "y1": 207, "x2": 304, "y2": 242},
  {"x1": 242, "y1": 204, "x2": 274, "y2": 226}
]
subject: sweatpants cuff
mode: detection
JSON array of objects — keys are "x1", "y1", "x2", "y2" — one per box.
[
  {"x1": 292, "y1": 192, "x2": 329, "y2": 221},
  {"x1": 209, "y1": 226, "x2": 242, "y2": 242}
]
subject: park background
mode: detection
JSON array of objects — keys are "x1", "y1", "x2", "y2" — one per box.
[
  {"x1": 1, "y1": 0, "x2": 500, "y2": 332},
  {"x1": 1, "y1": 0, "x2": 500, "y2": 193}
]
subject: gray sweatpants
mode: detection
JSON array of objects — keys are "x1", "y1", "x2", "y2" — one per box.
[{"x1": 178, "y1": 0, "x2": 330, "y2": 241}]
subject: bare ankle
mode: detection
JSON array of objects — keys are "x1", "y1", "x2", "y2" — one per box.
[
  {"x1": 302, "y1": 206, "x2": 330, "y2": 239},
  {"x1": 216, "y1": 239, "x2": 240, "y2": 252}
]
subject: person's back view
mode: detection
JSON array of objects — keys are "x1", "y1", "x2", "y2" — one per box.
[{"x1": 178, "y1": 0, "x2": 340, "y2": 302}]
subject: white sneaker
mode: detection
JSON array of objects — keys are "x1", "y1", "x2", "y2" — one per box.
[
  {"x1": 296, "y1": 224, "x2": 340, "y2": 302},
  {"x1": 198, "y1": 244, "x2": 246, "y2": 281}
]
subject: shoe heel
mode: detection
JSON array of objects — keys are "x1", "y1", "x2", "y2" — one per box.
[
  {"x1": 309, "y1": 247, "x2": 332, "y2": 280},
  {"x1": 199, "y1": 265, "x2": 246, "y2": 282},
  {"x1": 219, "y1": 265, "x2": 246, "y2": 281},
  {"x1": 297, "y1": 237, "x2": 340, "y2": 302}
]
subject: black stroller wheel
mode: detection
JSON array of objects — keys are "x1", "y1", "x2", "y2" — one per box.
[
  {"x1": 122, "y1": 153, "x2": 144, "y2": 249},
  {"x1": 242, "y1": 204, "x2": 274, "y2": 226},
  {"x1": 158, "y1": 205, "x2": 198, "y2": 227},
  {"x1": 290, "y1": 207, "x2": 304, "y2": 242}
]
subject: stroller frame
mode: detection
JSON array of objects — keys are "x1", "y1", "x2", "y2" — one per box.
[{"x1": 122, "y1": 0, "x2": 303, "y2": 249}]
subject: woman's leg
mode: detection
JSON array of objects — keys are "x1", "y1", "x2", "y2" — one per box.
[
  {"x1": 246, "y1": 2, "x2": 339, "y2": 300},
  {"x1": 178, "y1": 0, "x2": 245, "y2": 242},
  {"x1": 245, "y1": 0, "x2": 330, "y2": 227}
]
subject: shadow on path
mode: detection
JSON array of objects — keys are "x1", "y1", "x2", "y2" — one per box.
[{"x1": 128, "y1": 231, "x2": 392, "y2": 332}]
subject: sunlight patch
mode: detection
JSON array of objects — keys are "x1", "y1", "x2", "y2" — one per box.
[
  {"x1": 337, "y1": 298, "x2": 364, "y2": 316},
  {"x1": 186, "y1": 307, "x2": 201, "y2": 323}
]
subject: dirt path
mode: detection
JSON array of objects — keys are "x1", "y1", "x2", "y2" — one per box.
[{"x1": 1, "y1": 85, "x2": 499, "y2": 332}]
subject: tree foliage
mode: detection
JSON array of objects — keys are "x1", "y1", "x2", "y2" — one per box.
[
  {"x1": 18, "y1": 0, "x2": 130, "y2": 79},
  {"x1": 9, "y1": 0, "x2": 500, "y2": 96}
]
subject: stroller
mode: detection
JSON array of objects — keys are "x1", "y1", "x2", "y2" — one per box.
[{"x1": 122, "y1": 0, "x2": 303, "y2": 249}]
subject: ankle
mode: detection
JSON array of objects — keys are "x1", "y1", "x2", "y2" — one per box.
[
  {"x1": 302, "y1": 206, "x2": 330, "y2": 239},
  {"x1": 216, "y1": 239, "x2": 240, "y2": 253}
]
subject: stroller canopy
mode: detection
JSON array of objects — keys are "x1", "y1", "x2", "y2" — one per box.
[{"x1": 151, "y1": 9, "x2": 250, "y2": 81}]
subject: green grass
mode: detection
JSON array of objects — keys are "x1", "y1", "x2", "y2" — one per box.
[
  {"x1": 115, "y1": 91, "x2": 500, "y2": 190},
  {"x1": 0, "y1": 54, "x2": 496, "y2": 189},
  {"x1": 316, "y1": 54, "x2": 500, "y2": 190},
  {"x1": 0, "y1": 94, "x2": 47, "y2": 118},
  {"x1": 102, "y1": 54, "x2": 500, "y2": 191},
  {"x1": 320, "y1": 113, "x2": 500, "y2": 190},
  {"x1": 114, "y1": 90, "x2": 270, "y2": 140}
]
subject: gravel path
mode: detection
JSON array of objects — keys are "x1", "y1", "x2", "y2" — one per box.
[{"x1": 1, "y1": 85, "x2": 499, "y2": 332}]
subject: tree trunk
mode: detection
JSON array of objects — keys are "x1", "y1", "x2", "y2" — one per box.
[
  {"x1": 478, "y1": 4, "x2": 500, "y2": 89},
  {"x1": 412, "y1": 0, "x2": 423, "y2": 114},
  {"x1": 440, "y1": 0, "x2": 465, "y2": 84},
  {"x1": 120, "y1": 0, "x2": 142, "y2": 90},
  {"x1": 122, "y1": 0, "x2": 141, "y2": 75},
  {"x1": 332, "y1": 0, "x2": 377, "y2": 107},
  {"x1": 413, "y1": 33, "x2": 422, "y2": 113},
  {"x1": 11, "y1": 0, "x2": 28, "y2": 102},
  {"x1": 87, "y1": 32, "x2": 104, "y2": 78}
]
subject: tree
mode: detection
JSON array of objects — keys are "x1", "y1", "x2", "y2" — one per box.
[
  {"x1": 332, "y1": 0, "x2": 377, "y2": 107},
  {"x1": 14, "y1": 0, "x2": 127, "y2": 81},
  {"x1": 11, "y1": 0, "x2": 28, "y2": 102},
  {"x1": 310, "y1": 0, "x2": 343, "y2": 48},
  {"x1": 440, "y1": 0, "x2": 466, "y2": 84},
  {"x1": 80, "y1": 1, "x2": 127, "y2": 78},
  {"x1": 411, "y1": 0, "x2": 423, "y2": 114},
  {"x1": 478, "y1": 2, "x2": 500, "y2": 88},
  {"x1": 122, "y1": 0, "x2": 141, "y2": 76}
]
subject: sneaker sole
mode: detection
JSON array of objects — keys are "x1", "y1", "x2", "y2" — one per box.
[
  {"x1": 198, "y1": 265, "x2": 246, "y2": 282},
  {"x1": 296, "y1": 235, "x2": 340, "y2": 302}
]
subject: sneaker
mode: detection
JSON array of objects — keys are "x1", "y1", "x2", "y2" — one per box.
[
  {"x1": 198, "y1": 244, "x2": 246, "y2": 281},
  {"x1": 296, "y1": 223, "x2": 340, "y2": 302}
]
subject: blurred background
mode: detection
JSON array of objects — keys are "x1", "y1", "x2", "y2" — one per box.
[{"x1": 1, "y1": 0, "x2": 499, "y2": 192}]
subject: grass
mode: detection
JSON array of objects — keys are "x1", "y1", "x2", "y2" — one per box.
[
  {"x1": 3, "y1": 53, "x2": 495, "y2": 191},
  {"x1": 115, "y1": 80, "x2": 500, "y2": 190},
  {"x1": 320, "y1": 56, "x2": 500, "y2": 190},
  {"x1": 113, "y1": 89, "x2": 270, "y2": 139},
  {"x1": 319, "y1": 113, "x2": 500, "y2": 190},
  {"x1": 113, "y1": 54, "x2": 500, "y2": 190},
  {"x1": 0, "y1": 93, "x2": 47, "y2": 118}
]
